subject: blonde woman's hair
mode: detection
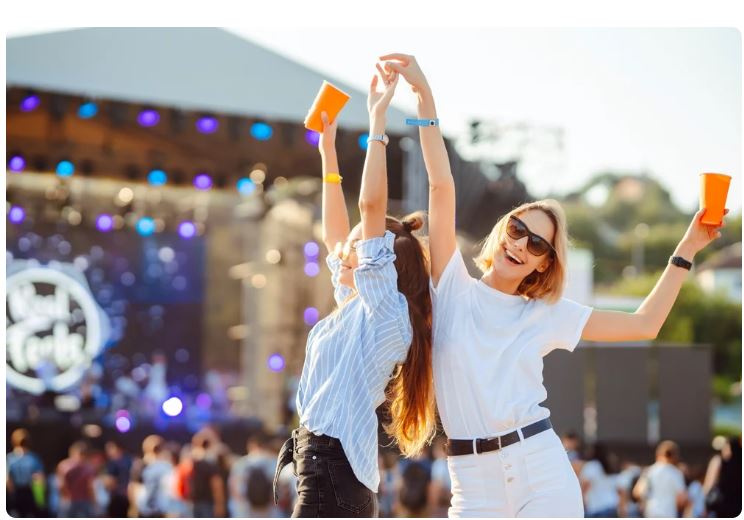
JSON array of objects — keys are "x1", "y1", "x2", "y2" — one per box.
[{"x1": 473, "y1": 199, "x2": 569, "y2": 304}]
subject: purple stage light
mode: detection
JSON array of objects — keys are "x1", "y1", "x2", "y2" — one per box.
[
  {"x1": 304, "y1": 241, "x2": 320, "y2": 259},
  {"x1": 96, "y1": 214, "x2": 114, "y2": 232},
  {"x1": 305, "y1": 130, "x2": 320, "y2": 146},
  {"x1": 138, "y1": 109, "x2": 160, "y2": 127},
  {"x1": 20, "y1": 94, "x2": 40, "y2": 112},
  {"x1": 8, "y1": 155, "x2": 26, "y2": 172},
  {"x1": 303, "y1": 307, "x2": 320, "y2": 326},
  {"x1": 8, "y1": 206, "x2": 25, "y2": 224},
  {"x1": 162, "y1": 397, "x2": 183, "y2": 417},
  {"x1": 178, "y1": 221, "x2": 197, "y2": 239},
  {"x1": 196, "y1": 116, "x2": 219, "y2": 134},
  {"x1": 193, "y1": 173, "x2": 212, "y2": 190},
  {"x1": 196, "y1": 393, "x2": 212, "y2": 409},
  {"x1": 115, "y1": 416, "x2": 131, "y2": 433},
  {"x1": 268, "y1": 353, "x2": 285, "y2": 372},
  {"x1": 304, "y1": 262, "x2": 320, "y2": 277}
]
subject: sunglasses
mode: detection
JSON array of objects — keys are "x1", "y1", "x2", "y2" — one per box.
[{"x1": 505, "y1": 216, "x2": 556, "y2": 257}]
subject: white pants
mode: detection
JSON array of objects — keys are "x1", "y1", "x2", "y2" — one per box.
[{"x1": 448, "y1": 428, "x2": 584, "y2": 518}]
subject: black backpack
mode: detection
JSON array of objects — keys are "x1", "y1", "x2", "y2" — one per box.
[
  {"x1": 246, "y1": 466, "x2": 272, "y2": 508},
  {"x1": 399, "y1": 461, "x2": 430, "y2": 512}
]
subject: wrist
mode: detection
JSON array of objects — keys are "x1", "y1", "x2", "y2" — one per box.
[
  {"x1": 369, "y1": 117, "x2": 386, "y2": 134},
  {"x1": 673, "y1": 242, "x2": 697, "y2": 260}
]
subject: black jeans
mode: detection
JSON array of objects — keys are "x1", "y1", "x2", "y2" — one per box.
[{"x1": 276, "y1": 427, "x2": 378, "y2": 518}]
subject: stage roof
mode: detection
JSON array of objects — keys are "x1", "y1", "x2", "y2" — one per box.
[{"x1": 7, "y1": 28, "x2": 410, "y2": 132}]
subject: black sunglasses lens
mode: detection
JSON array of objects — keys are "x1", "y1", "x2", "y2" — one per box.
[
  {"x1": 507, "y1": 218, "x2": 527, "y2": 239},
  {"x1": 528, "y1": 235, "x2": 550, "y2": 256}
]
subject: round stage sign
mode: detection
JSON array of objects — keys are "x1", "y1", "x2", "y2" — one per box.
[{"x1": 6, "y1": 263, "x2": 108, "y2": 395}]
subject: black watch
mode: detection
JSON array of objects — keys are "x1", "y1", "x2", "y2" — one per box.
[{"x1": 669, "y1": 256, "x2": 693, "y2": 271}]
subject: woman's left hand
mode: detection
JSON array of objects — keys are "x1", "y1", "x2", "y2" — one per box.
[
  {"x1": 367, "y1": 63, "x2": 399, "y2": 116},
  {"x1": 680, "y1": 207, "x2": 728, "y2": 256}
]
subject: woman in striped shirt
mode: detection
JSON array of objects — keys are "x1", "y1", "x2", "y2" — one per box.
[{"x1": 273, "y1": 64, "x2": 435, "y2": 517}]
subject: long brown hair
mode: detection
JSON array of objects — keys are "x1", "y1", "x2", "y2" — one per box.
[{"x1": 382, "y1": 211, "x2": 435, "y2": 456}]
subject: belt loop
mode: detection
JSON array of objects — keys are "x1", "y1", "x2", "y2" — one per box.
[
  {"x1": 472, "y1": 438, "x2": 479, "y2": 456},
  {"x1": 498, "y1": 436, "x2": 502, "y2": 450}
]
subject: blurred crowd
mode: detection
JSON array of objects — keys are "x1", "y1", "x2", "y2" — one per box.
[
  {"x1": 561, "y1": 432, "x2": 742, "y2": 518},
  {"x1": 6, "y1": 426, "x2": 742, "y2": 518}
]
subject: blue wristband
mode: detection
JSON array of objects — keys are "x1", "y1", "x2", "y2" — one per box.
[{"x1": 406, "y1": 118, "x2": 439, "y2": 127}]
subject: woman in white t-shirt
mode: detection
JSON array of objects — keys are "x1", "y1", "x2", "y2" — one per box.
[{"x1": 381, "y1": 52, "x2": 728, "y2": 518}]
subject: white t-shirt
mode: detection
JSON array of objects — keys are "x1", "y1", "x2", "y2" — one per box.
[
  {"x1": 431, "y1": 249, "x2": 593, "y2": 438},
  {"x1": 639, "y1": 462, "x2": 686, "y2": 518},
  {"x1": 580, "y1": 460, "x2": 620, "y2": 514}
]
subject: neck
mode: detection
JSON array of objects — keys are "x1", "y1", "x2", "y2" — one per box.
[{"x1": 482, "y1": 269, "x2": 522, "y2": 295}]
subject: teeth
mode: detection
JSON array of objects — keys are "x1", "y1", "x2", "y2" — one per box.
[{"x1": 505, "y1": 249, "x2": 523, "y2": 264}]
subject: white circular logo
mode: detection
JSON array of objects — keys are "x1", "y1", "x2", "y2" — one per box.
[{"x1": 6, "y1": 264, "x2": 108, "y2": 394}]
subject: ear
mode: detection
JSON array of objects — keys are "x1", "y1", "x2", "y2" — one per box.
[{"x1": 536, "y1": 258, "x2": 552, "y2": 273}]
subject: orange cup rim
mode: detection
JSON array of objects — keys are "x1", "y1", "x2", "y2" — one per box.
[{"x1": 699, "y1": 173, "x2": 732, "y2": 179}]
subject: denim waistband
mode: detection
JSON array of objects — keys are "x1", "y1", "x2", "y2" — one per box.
[{"x1": 295, "y1": 426, "x2": 343, "y2": 450}]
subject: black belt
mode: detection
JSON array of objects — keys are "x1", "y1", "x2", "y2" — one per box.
[{"x1": 446, "y1": 418, "x2": 553, "y2": 456}]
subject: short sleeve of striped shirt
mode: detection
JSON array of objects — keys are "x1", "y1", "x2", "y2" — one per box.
[
  {"x1": 353, "y1": 231, "x2": 399, "y2": 315},
  {"x1": 326, "y1": 252, "x2": 354, "y2": 305}
]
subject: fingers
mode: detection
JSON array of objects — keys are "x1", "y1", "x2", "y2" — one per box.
[
  {"x1": 370, "y1": 74, "x2": 378, "y2": 90},
  {"x1": 321, "y1": 111, "x2": 328, "y2": 125},
  {"x1": 375, "y1": 63, "x2": 387, "y2": 84},
  {"x1": 379, "y1": 53, "x2": 410, "y2": 64},
  {"x1": 382, "y1": 61, "x2": 405, "y2": 75}
]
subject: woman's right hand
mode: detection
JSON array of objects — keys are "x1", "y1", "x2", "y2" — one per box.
[
  {"x1": 379, "y1": 53, "x2": 429, "y2": 94},
  {"x1": 319, "y1": 110, "x2": 337, "y2": 154}
]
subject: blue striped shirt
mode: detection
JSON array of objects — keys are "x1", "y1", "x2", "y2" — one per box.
[{"x1": 296, "y1": 230, "x2": 413, "y2": 492}]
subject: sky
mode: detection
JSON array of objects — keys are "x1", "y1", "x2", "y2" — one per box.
[
  {"x1": 231, "y1": 27, "x2": 741, "y2": 213},
  {"x1": 6, "y1": 26, "x2": 742, "y2": 213}
]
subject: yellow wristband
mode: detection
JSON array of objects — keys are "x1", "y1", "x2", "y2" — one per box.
[{"x1": 323, "y1": 173, "x2": 342, "y2": 184}]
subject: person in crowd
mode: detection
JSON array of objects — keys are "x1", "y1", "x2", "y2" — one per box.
[
  {"x1": 160, "y1": 446, "x2": 191, "y2": 518},
  {"x1": 275, "y1": 62, "x2": 435, "y2": 518},
  {"x1": 173, "y1": 444, "x2": 195, "y2": 517},
  {"x1": 703, "y1": 435, "x2": 742, "y2": 518},
  {"x1": 189, "y1": 430, "x2": 226, "y2": 517},
  {"x1": 381, "y1": 50, "x2": 727, "y2": 519},
  {"x1": 396, "y1": 447, "x2": 433, "y2": 517},
  {"x1": 562, "y1": 431, "x2": 585, "y2": 475},
  {"x1": 633, "y1": 440, "x2": 688, "y2": 517},
  {"x1": 129, "y1": 434, "x2": 173, "y2": 518},
  {"x1": 56, "y1": 441, "x2": 96, "y2": 517},
  {"x1": 680, "y1": 463, "x2": 706, "y2": 518},
  {"x1": 616, "y1": 458, "x2": 643, "y2": 518},
  {"x1": 104, "y1": 440, "x2": 133, "y2": 517},
  {"x1": 229, "y1": 431, "x2": 277, "y2": 518},
  {"x1": 580, "y1": 443, "x2": 620, "y2": 517},
  {"x1": 377, "y1": 451, "x2": 400, "y2": 518},
  {"x1": 6, "y1": 428, "x2": 46, "y2": 517},
  {"x1": 428, "y1": 436, "x2": 452, "y2": 518}
]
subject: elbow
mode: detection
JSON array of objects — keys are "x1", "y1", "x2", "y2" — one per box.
[
  {"x1": 642, "y1": 326, "x2": 659, "y2": 341},
  {"x1": 358, "y1": 198, "x2": 382, "y2": 215}
]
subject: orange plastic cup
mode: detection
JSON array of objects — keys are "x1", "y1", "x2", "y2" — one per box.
[
  {"x1": 304, "y1": 81, "x2": 351, "y2": 133},
  {"x1": 699, "y1": 173, "x2": 731, "y2": 226}
]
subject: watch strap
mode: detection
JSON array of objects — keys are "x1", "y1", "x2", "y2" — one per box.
[{"x1": 669, "y1": 256, "x2": 693, "y2": 271}]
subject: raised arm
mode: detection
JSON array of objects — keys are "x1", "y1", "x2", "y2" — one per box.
[
  {"x1": 582, "y1": 208, "x2": 727, "y2": 342},
  {"x1": 319, "y1": 111, "x2": 351, "y2": 254},
  {"x1": 358, "y1": 64, "x2": 399, "y2": 240},
  {"x1": 381, "y1": 54, "x2": 456, "y2": 285}
]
